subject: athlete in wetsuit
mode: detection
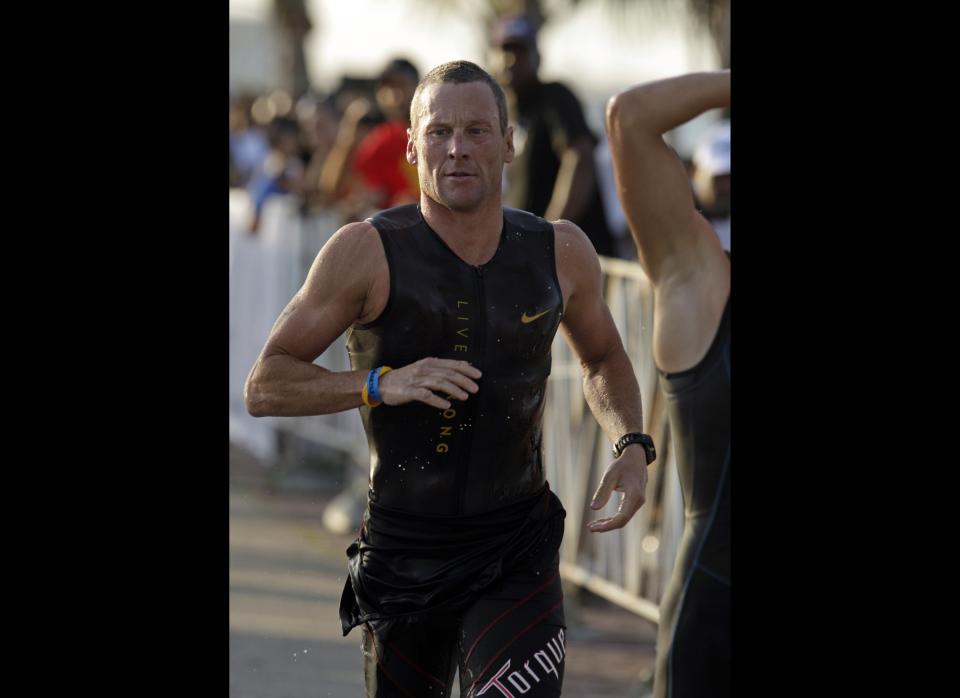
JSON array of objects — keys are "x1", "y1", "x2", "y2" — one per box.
[
  {"x1": 245, "y1": 60, "x2": 652, "y2": 697},
  {"x1": 605, "y1": 71, "x2": 731, "y2": 697},
  {"x1": 343, "y1": 204, "x2": 571, "y2": 697}
]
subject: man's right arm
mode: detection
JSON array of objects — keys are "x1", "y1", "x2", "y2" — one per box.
[
  {"x1": 605, "y1": 71, "x2": 730, "y2": 285},
  {"x1": 244, "y1": 221, "x2": 481, "y2": 417},
  {"x1": 244, "y1": 221, "x2": 382, "y2": 416},
  {"x1": 605, "y1": 71, "x2": 731, "y2": 373}
]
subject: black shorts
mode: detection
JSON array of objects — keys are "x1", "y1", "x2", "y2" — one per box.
[{"x1": 361, "y1": 553, "x2": 566, "y2": 697}]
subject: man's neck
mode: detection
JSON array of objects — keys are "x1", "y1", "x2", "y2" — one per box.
[{"x1": 420, "y1": 195, "x2": 504, "y2": 267}]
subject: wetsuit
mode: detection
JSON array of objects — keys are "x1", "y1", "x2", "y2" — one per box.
[
  {"x1": 339, "y1": 204, "x2": 568, "y2": 697},
  {"x1": 654, "y1": 286, "x2": 731, "y2": 698}
]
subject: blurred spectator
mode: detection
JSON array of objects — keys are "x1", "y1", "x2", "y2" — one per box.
[
  {"x1": 353, "y1": 58, "x2": 420, "y2": 208},
  {"x1": 317, "y1": 95, "x2": 383, "y2": 220},
  {"x1": 691, "y1": 120, "x2": 731, "y2": 250},
  {"x1": 246, "y1": 115, "x2": 306, "y2": 233},
  {"x1": 295, "y1": 93, "x2": 341, "y2": 211},
  {"x1": 319, "y1": 58, "x2": 420, "y2": 217},
  {"x1": 594, "y1": 137, "x2": 637, "y2": 260},
  {"x1": 229, "y1": 95, "x2": 269, "y2": 188},
  {"x1": 489, "y1": 15, "x2": 618, "y2": 258}
]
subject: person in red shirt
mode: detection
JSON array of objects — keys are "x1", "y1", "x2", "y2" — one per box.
[
  {"x1": 320, "y1": 58, "x2": 420, "y2": 214},
  {"x1": 352, "y1": 59, "x2": 421, "y2": 208}
]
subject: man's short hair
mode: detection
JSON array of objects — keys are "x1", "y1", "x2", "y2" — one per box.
[{"x1": 410, "y1": 60, "x2": 508, "y2": 134}]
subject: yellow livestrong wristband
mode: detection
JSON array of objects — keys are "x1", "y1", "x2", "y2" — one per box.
[{"x1": 361, "y1": 366, "x2": 392, "y2": 407}]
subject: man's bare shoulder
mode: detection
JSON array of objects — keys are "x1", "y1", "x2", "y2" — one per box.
[
  {"x1": 552, "y1": 219, "x2": 599, "y2": 265},
  {"x1": 551, "y1": 219, "x2": 602, "y2": 307},
  {"x1": 323, "y1": 220, "x2": 381, "y2": 261},
  {"x1": 300, "y1": 219, "x2": 384, "y2": 299}
]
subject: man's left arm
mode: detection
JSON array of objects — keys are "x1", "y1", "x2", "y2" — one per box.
[{"x1": 555, "y1": 220, "x2": 649, "y2": 533}]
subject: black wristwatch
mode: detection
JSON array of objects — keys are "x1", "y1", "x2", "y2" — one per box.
[{"x1": 612, "y1": 432, "x2": 656, "y2": 464}]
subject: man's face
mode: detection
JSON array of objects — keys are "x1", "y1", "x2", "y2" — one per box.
[{"x1": 408, "y1": 81, "x2": 514, "y2": 213}]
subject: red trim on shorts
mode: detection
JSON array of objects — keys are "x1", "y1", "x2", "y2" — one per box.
[
  {"x1": 385, "y1": 640, "x2": 448, "y2": 689},
  {"x1": 462, "y1": 568, "x2": 560, "y2": 667},
  {"x1": 465, "y1": 598, "x2": 565, "y2": 695}
]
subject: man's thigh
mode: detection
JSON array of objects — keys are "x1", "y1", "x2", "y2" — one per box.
[
  {"x1": 362, "y1": 615, "x2": 459, "y2": 698},
  {"x1": 458, "y1": 557, "x2": 566, "y2": 697}
]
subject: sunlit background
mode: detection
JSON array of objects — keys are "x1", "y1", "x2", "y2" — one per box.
[{"x1": 230, "y1": 0, "x2": 728, "y2": 153}]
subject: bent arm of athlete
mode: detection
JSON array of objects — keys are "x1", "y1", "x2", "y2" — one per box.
[
  {"x1": 555, "y1": 219, "x2": 647, "y2": 533},
  {"x1": 605, "y1": 71, "x2": 731, "y2": 373},
  {"x1": 244, "y1": 221, "x2": 481, "y2": 417}
]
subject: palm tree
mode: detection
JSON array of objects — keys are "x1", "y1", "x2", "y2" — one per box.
[{"x1": 272, "y1": 0, "x2": 314, "y2": 98}]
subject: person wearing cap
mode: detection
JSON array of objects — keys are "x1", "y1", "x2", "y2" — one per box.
[
  {"x1": 692, "y1": 120, "x2": 731, "y2": 250},
  {"x1": 246, "y1": 59, "x2": 652, "y2": 697},
  {"x1": 606, "y1": 71, "x2": 731, "y2": 698},
  {"x1": 490, "y1": 15, "x2": 618, "y2": 259}
]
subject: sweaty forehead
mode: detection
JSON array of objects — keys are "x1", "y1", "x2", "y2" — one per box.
[{"x1": 416, "y1": 82, "x2": 499, "y2": 127}]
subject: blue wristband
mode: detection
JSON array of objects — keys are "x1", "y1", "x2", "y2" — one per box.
[{"x1": 367, "y1": 368, "x2": 381, "y2": 403}]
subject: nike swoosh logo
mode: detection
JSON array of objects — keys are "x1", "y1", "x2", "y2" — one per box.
[{"x1": 521, "y1": 309, "x2": 551, "y2": 324}]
